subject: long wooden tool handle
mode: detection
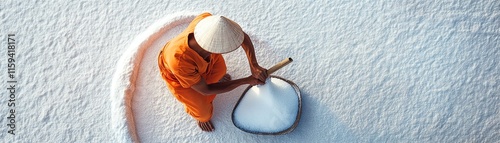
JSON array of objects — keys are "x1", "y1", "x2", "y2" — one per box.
[{"x1": 267, "y1": 57, "x2": 293, "y2": 75}]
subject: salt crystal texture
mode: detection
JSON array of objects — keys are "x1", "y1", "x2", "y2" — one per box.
[
  {"x1": 4, "y1": 0, "x2": 499, "y2": 142},
  {"x1": 233, "y1": 77, "x2": 299, "y2": 133}
]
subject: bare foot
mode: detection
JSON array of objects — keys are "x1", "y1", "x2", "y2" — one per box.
[
  {"x1": 218, "y1": 74, "x2": 232, "y2": 82},
  {"x1": 198, "y1": 120, "x2": 215, "y2": 132}
]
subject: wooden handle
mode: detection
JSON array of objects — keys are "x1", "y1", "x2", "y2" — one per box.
[{"x1": 267, "y1": 57, "x2": 293, "y2": 75}]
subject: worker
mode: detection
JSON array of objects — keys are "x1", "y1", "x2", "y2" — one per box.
[{"x1": 157, "y1": 12, "x2": 268, "y2": 132}]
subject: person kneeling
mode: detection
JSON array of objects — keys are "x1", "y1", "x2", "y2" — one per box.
[{"x1": 157, "y1": 12, "x2": 268, "y2": 131}]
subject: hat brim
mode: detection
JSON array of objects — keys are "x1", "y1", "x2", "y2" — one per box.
[{"x1": 194, "y1": 15, "x2": 244, "y2": 54}]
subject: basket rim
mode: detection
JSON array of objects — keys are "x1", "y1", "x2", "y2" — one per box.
[{"x1": 231, "y1": 75, "x2": 302, "y2": 135}]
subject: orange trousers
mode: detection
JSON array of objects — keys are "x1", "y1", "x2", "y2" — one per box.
[{"x1": 158, "y1": 50, "x2": 227, "y2": 122}]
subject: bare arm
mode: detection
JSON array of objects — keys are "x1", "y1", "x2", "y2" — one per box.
[
  {"x1": 240, "y1": 33, "x2": 268, "y2": 82},
  {"x1": 191, "y1": 33, "x2": 268, "y2": 96},
  {"x1": 191, "y1": 76, "x2": 263, "y2": 96}
]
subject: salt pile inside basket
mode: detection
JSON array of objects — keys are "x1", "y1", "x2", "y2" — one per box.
[{"x1": 233, "y1": 77, "x2": 299, "y2": 133}]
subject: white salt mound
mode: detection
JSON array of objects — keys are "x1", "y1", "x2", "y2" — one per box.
[{"x1": 233, "y1": 77, "x2": 299, "y2": 133}]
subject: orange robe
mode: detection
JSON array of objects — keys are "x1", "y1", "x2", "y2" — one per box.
[{"x1": 157, "y1": 13, "x2": 227, "y2": 122}]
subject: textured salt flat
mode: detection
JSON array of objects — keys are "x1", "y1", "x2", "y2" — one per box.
[{"x1": 1, "y1": 0, "x2": 499, "y2": 142}]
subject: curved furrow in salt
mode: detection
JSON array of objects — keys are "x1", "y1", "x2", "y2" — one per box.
[{"x1": 110, "y1": 12, "x2": 199, "y2": 143}]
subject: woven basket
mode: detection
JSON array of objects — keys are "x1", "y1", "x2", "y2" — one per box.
[{"x1": 232, "y1": 76, "x2": 302, "y2": 135}]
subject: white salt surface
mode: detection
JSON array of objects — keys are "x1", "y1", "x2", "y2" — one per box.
[
  {"x1": 233, "y1": 77, "x2": 299, "y2": 133},
  {"x1": 1, "y1": 0, "x2": 499, "y2": 142}
]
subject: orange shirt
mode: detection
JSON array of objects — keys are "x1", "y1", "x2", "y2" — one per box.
[
  {"x1": 158, "y1": 12, "x2": 235, "y2": 122},
  {"x1": 158, "y1": 12, "x2": 228, "y2": 122},
  {"x1": 160, "y1": 12, "x2": 221, "y2": 88},
  {"x1": 163, "y1": 13, "x2": 214, "y2": 88}
]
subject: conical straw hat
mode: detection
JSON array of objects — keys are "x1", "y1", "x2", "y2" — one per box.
[{"x1": 194, "y1": 15, "x2": 244, "y2": 54}]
